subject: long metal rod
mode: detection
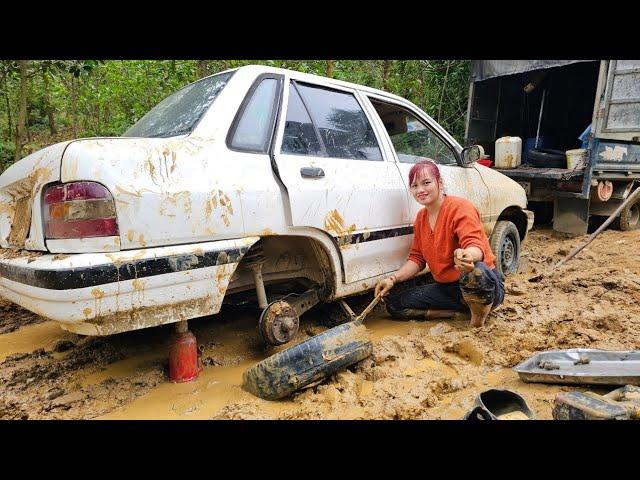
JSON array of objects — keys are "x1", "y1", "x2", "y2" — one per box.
[
  {"x1": 553, "y1": 187, "x2": 640, "y2": 271},
  {"x1": 535, "y1": 89, "x2": 546, "y2": 149}
]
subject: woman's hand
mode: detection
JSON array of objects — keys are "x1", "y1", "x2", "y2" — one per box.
[
  {"x1": 375, "y1": 277, "x2": 395, "y2": 298},
  {"x1": 454, "y1": 248, "x2": 475, "y2": 273}
]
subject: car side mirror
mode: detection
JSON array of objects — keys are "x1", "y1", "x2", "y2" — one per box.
[{"x1": 461, "y1": 145, "x2": 484, "y2": 167}]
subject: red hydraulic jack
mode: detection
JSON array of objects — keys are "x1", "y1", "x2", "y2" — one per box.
[{"x1": 169, "y1": 320, "x2": 200, "y2": 383}]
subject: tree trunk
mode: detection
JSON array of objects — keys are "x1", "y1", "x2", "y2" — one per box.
[
  {"x1": 71, "y1": 75, "x2": 77, "y2": 137},
  {"x1": 197, "y1": 60, "x2": 209, "y2": 79},
  {"x1": 3, "y1": 78, "x2": 12, "y2": 141},
  {"x1": 326, "y1": 60, "x2": 334, "y2": 78},
  {"x1": 383, "y1": 60, "x2": 392, "y2": 91},
  {"x1": 14, "y1": 60, "x2": 28, "y2": 162},
  {"x1": 43, "y1": 69, "x2": 57, "y2": 135},
  {"x1": 437, "y1": 61, "x2": 451, "y2": 124},
  {"x1": 93, "y1": 73, "x2": 102, "y2": 134},
  {"x1": 26, "y1": 107, "x2": 31, "y2": 143}
]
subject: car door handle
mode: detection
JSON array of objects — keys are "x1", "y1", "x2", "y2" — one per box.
[{"x1": 300, "y1": 167, "x2": 325, "y2": 178}]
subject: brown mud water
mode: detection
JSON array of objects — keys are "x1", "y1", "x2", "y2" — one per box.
[{"x1": 0, "y1": 228, "x2": 639, "y2": 419}]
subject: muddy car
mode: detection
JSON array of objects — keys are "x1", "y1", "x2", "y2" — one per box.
[{"x1": 0, "y1": 65, "x2": 533, "y2": 342}]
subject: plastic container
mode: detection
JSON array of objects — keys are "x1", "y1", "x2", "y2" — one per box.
[
  {"x1": 566, "y1": 148, "x2": 588, "y2": 169},
  {"x1": 477, "y1": 157, "x2": 493, "y2": 167},
  {"x1": 464, "y1": 389, "x2": 536, "y2": 420},
  {"x1": 495, "y1": 136, "x2": 522, "y2": 169}
]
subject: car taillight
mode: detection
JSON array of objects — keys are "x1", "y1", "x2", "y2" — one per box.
[{"x1": 44, "y1": 182, "x2": 119, "y2": 239}]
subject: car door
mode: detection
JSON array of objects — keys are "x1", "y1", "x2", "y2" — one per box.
[
  {"x1": 271, "y1": 79, "x2": 409, "y2": 284},
  {"x1": 363, "y1": 95, "x2": 492, "y2": 231}
]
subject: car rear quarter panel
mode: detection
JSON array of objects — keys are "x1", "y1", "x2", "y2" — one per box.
[
  {"x1": 0, "y1": 141, "x2": 71, "y2": 250},
  {"x1": 61, "y1": 137, "x2": 250, "y2": 250}
]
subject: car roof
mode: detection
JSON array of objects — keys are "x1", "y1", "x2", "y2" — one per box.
[
  {"x1": 213, "y1": 64, "x2": 413, "y2": 105},
  {"x1": 197, "y1": 64, "x2": 462, "y2": 152}
]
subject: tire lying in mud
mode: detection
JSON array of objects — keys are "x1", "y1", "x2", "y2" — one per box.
[{"x1": 242, "y1": 321, "x2": 373, "y2": 400}]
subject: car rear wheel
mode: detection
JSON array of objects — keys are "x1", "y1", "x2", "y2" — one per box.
[
  {"x1": 489, "y1": 220, "x2": 521, "y2": 277},
  {"x1": 242, "y1": 321, "x2": 372, "y2": 400}
]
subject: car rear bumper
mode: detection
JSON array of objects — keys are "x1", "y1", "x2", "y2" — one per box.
[{"x1": 0, "y1": 237, "x2": 259, "y2": 335}]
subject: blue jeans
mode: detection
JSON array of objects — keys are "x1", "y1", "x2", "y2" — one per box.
[{"x1": 386, "y1": 262, "x2": 504, "y2": 316}]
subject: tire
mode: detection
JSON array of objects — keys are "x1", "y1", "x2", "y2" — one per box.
[
  {"x1": 489, "y1": 220, "x2": 521, "y2": 277},
  {"x1": 525, "y1": 149, "x2": 566, "y2": 168},
  {"x1": 242, "y1": 321, "x2": 373, "y2": 400},
  {"x1": 619, "y1": 198, "x2": 640, "y2": 231}
]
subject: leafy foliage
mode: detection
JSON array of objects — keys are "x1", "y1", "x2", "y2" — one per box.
[{"x1": 0, "y1": 60, "x2": 471, "y2": 172}]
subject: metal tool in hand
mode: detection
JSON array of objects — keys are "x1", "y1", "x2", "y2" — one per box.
[{"x1": 338, "y1": 294, "x2": 383, "y2": 325}]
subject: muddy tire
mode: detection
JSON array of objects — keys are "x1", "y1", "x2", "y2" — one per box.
[
  {"x1": 489, "y1": 220, "x2": 520, "y2": 277},
  {"x1": 618, "y1": 198, "x2": 640, "y2": 231},
  {"x1": 242, "y1": 322, "x2": 373, "y2": 400}
]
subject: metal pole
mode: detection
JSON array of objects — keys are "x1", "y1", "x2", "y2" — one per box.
[
  {"x1": 553, "y1": 187, "x2": 640, "y2": 271},
  {"x1": 250, "y1": 264, "x2": 269, "y2": 309},
  {"x1": 535, "y1": 89, "x2": 546, "y2": 149}
]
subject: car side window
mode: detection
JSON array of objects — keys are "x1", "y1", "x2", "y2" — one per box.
[
  {"x1": 230, "y1": 78, "x2": 278, "y2": 152},
  {"x1": 281, "y1": 84, "x2": 324, "y2": 156},
  {"x1": 295, "y1": 83, "x2": 383, "y2": 161},
  {"x1": 370, "y1": 99, "x2": 457, "y2": 165}
]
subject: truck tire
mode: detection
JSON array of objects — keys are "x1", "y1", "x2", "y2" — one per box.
[
  {"x1": 619, "y1": 197, "x2": 640, "y2": 231},
  {"x1": 242, "y1": 321, "x2": 373, "y2": 400},
  {"x1": 526, "y1": 149, "x2": 566, "y2": 168},
  {"x1": 489, "y1": 220, "x2": 521, "y2": 277}
]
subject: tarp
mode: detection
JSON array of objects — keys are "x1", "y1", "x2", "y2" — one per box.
[{"x1": 471, "y1": 60, "x2": 598, "y2": 82}]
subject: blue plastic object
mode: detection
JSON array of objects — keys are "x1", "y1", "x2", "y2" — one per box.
[{"x1": 579, "y1": 123, "x2": 592, "y2": 149}]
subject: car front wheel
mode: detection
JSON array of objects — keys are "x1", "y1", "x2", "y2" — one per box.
[{"x1": 489, "y1": 220, "x2": 521, "y2": 277}]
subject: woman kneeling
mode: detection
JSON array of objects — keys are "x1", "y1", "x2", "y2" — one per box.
[{"x1": 375, "y1": 159, "x2": 504, "y2": 327}]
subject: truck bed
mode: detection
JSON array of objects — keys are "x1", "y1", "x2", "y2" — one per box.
[{"x1": 493, "y1": 166, "x2": 584, "y2": 181}]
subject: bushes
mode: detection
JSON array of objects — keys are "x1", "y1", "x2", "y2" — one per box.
[
  {"x1": 0, "y1": 60, "x2": 473, "y2": 164},
  {"x1": 0, "y1": 139, "x2": 15, "y2": 173}
]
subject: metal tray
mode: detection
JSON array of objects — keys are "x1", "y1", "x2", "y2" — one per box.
[{"x1": 513, "y1": 349, "x2": 640, "y2": 386}]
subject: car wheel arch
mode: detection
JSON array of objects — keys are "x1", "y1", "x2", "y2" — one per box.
[
  {"x1": 494, "y1": 206, "x2": 528, "y2": 241},
  {"x1": 233, "y1": 234, "x2": 340, "y2": 300}
]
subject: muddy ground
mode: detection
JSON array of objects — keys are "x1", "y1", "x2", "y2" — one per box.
[{"x1": 1, "y1": 227, "x2": 639, "y2": 420}]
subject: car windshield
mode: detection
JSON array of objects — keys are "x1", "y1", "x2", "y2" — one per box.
[{"x1": 123, "y1": 71, "x2": 234, "y2": 138}]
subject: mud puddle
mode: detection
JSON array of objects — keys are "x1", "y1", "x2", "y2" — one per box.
[{"x1": 1, "y1": 228, "x2": 639, "y2": 419}]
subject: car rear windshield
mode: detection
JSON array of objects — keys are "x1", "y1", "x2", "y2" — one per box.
[{"x1": 123, "y1": 71, "x2": 234, "y2": 138}]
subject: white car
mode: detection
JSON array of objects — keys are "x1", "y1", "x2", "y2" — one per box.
[{"x1": 0, "y1": 65, "x2": 533, "y2": 343}]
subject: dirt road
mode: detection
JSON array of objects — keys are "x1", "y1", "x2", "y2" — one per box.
[{"x1": 1, "y1": 228, "x2": 638, "y2": 420}]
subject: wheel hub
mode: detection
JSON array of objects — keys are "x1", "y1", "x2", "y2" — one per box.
[
  {"x1": 501, "y1": 236, "x2": 515, "y2": 272},
  {"x1": 259, "y1": 300, "x2": 300, "y2": 346}
]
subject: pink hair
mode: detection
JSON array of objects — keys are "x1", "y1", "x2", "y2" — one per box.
[{"x1": 408, "y1": 159, "x2": 443, "y2": 187}]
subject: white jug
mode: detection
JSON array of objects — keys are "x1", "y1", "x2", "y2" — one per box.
[{"x1": 495, "y1": 136, "x2": 522, "y2": 169}]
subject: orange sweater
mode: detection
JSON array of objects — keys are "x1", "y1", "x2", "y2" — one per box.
[{"x1": 408, "y1": 195, "x2": 496, "y2": 283}]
